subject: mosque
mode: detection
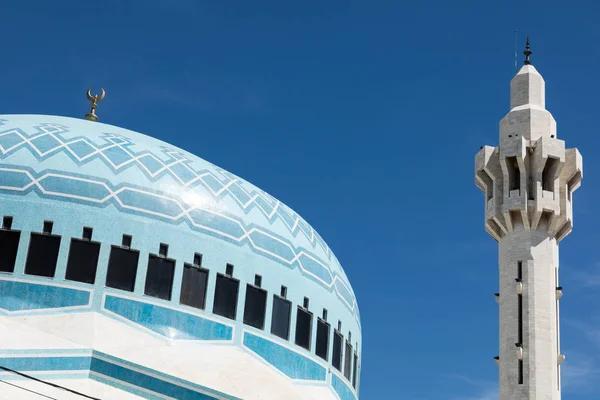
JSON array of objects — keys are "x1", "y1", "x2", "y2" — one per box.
[
  {"x1": 0, "y1": 89, "x2": 361, "y2": 398},
  {"x1": 475, "y1": 39, "x2": 583, "y2": 399},
  {"x1": 0, "y1": 36, "x2": 583, "y2": 400}
]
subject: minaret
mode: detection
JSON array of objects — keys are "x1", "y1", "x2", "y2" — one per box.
[{"x1": 475, "y1": 38, "x2": 583, "y2": 399}]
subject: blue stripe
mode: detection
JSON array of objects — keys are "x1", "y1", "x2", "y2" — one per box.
[
  {"x1": 104, "y1": 295, "x2": 233, "y2": 341},
  {"x1": 243, "y1": 332, "x2": 326, "y2": 381},
  {"x1": 331, "y1": 373, "x2": 357, "y2": 400},
  {"x1": 0, "y1": 356, "x2": 91, "y2": 371},
  {"x1": 0, "y1": 280, "x2": 90, "y2": 312}
]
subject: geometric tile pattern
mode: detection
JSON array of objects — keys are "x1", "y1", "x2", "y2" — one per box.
[
  {"x1": 0, "y1": 121, "x2": 358, "y2": 319},
  {"x1": 0, "y1": 162, "x2": 357, "y2": 317},
  {"x1": 0, "y1": 122, "x2": 332, "y2": 259}
]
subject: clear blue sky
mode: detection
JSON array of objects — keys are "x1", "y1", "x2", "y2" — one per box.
[{"x1": 1, "y1": 1, "x2": 599, "y2": 399}]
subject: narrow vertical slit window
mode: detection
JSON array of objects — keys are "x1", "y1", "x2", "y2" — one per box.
[
  {"x1": 555, "y1": 268, "x2": 560, "y2": 390},
  {"x1": 344, "y1": 339, "x2": 353, "y2": 380},
  {"x1": 526, "y1": 148, "x2": 535, "y2": 200},
  {"x1": 332, "y1": 330, "x2": 343, "y2": 371},
  {"x1": 352, "y1": 351, "x2": 358, "y2": 388},
  {"x1": 65, "y1": 227, "x2": 101, "y2": 284},
  {"x1": 213, "y1": 269, "x2": 239, "y2": 320},
  {"x1": 106, "y1": 234, "x2": 140, "y2": 292},
  {"x1": 315, "y1": 316, "x2": 330, "y2": 361},
  {"x1": 295, "y1": 305, "x2": 313, "y2": 350},
  {"x1": 25, "y1": 221, "x2": 61, "y2": 278},
  {"x1": 506, "y1": 156, "x2": 520, "y2": 193},
  {"x1": 144, "y1": 244, "x2": 176, "y2": 300},
  {"x1": 517, "y1": 261, "x2": 523, "y2": 344},
  {"x1": 518, "y1": 359, "x2": 524, "y2": 384},
  {"x1": 180, "y1": 253, "x2": 209, "y2": 310},
  {"x1": 243, "y1": 280, "x2": 267, "y2": 329},
  {"x1": 271, "y1": 293, "x2": 291, "y2": 340},
  {"x1": 0, "y1": 216, "x2": 20, "y2": 273},
  {"x1": 517, "y1": 261, "x2": 524, "y2": 385}
]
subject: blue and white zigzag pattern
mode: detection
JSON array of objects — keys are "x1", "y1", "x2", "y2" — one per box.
[
  {"x1": 0, "y1": 121, "x2": 334, "y2": 263},
  {"x1": 0, "y1": 120, "x2": 358, "y2": 319}
]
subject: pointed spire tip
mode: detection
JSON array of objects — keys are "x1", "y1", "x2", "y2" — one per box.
[{"x1": 523, "y1": 36, "x2": 532, "y2": 65}]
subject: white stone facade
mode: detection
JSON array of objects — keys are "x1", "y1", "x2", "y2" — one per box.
[{"x1": 475, "y1": 63, "x2": 583, "y2": 399}]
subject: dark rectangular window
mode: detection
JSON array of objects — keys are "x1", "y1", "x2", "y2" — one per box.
[
  {"x1": 122, "y1": 234, "x2": 132, "y2": 248},
  {"x1": 82, "y1": 227, "x2": 93, "y2": 241},
  {"x1": 225, "y1": 263, "x2": 234, "y2": 276},
  {"x1": 315, "y1": 318, "x2": 330, "y2": 361},
  {"x1": 344, "y1": 340, "x2": 353, "y2": 380},
  {"x1": 254, "y1": 274, "x2": 262, "y2": 287},
  {"x1": 332, "y1": 330, "x2": 343, "y2": 371},
  {"x1": 213, "y1": 273, "x2": 239, "y2": 320},
  {"x1": 506, "y1": 156, "x2": 520, "y2": 192},
  {"x1": 25, "y1": 231, "x2": 61, "y2": 278},
  {"x1": 243, "y1": 284, "x2": 267, "y2": 329},
  {"x1": 106, "y1": 245, "x2": 140, "y2": 292},
  {"x1": 43, "y1": 221, "x2": 53, "y2": 234},
  {"x1": 295, "y1": 307, "x2": 312, "y2": 350},
  {"x1": 180, "y1": 263, "x2": 209, "y2": 310},
  {"x1": 3, "y1": 216, "x2": 13, "y2": 230},
  {"x1": 271, "y1": 295, "x2": 291, "y2": 340},
  {"x1": 65, "y1": 238, "x2": 101, "y2": 284},
  {"x1": 0, "y1": 223, "x2": 20, "y2": 273},
  {"x1": 144, "y1": 254, "x2": 175, "y2": 300},
  {"x1": 280, "y1": 285, "x2": 287, "y2": 298},
  {"x1": 352, "y1": 352, "x2": 358, "y2": 388},
  {"x1": 158, "y1": 243, "x2": 168, "y2": 257}
]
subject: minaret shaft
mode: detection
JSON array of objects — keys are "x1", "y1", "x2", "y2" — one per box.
[
  {"x1": 498, "y1": 231, "x2": 560, "y2": 399},
  {"x1": 475, "y1": 44, "x2": 582, "y2": 400}
]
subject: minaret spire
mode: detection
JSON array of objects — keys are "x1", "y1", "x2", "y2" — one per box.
[{"x1": 523, "y1": 36, "x2": 532, "y2": 65}]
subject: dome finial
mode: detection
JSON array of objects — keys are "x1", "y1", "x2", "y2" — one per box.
[
  {"x1": 85, "y1": 88, "x2": 106, "y2": 122},
  {"x1": 523, "y1": 36, "x2": 532, "y2": 65}
]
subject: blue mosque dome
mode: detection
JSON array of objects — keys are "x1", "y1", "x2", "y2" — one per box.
[{"x1": 0, "y1": 114, "x2": 361, "y2": 399}]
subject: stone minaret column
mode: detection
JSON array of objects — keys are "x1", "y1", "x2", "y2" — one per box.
[{"x1": 475, "y1": 40, "x2": 583, "y2": 399}]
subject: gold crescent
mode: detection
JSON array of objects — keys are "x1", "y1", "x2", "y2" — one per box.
[{"x1": 86, "y1": 88, "x2": 106, "y2": 102}]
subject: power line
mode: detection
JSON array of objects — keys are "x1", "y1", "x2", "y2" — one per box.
[
  {"x1": 0, "y1": 378, "x2": 57, "y2": 399},
  {"x1": 0, "y1": 366, "x2": 102, "y2": 400}
]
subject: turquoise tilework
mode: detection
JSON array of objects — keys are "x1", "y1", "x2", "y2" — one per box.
[
  {"x1": 243, "y1": 332, "x2": 326, "y2": 381},
  {"x1": 332, "y1": 373, "x2": 358, "y2": 400},
  {"x1": 0, "y1": 351, "x2": 240, "y2": 400},
  {"x1": 0, "y1": 356, "x2": 91, "y2": 371},
  {"x1": 0, "y1": 163, "x2": 357, "y2": 314},
  {"x1": 103, "y1": 295, "x2": 233, "y2": 341},
  {"x1": 0, "y1": 279, "x2": 90, "y2": 312},
  {"x1": 0, "y1": 116, "x2": 359, "y2": 320}
]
